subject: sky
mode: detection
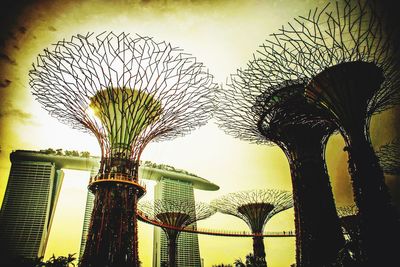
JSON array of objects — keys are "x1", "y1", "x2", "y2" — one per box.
[{"x1": 0, "y1": 0, "x2": 399, "y2": 266}]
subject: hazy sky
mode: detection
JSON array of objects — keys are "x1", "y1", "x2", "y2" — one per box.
[{"x1": 0, "y1": 0, "x2": 399, "y2": 266}]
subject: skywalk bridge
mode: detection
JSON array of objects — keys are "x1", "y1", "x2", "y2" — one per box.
[{"x1": 137, "y1": 210, "x2": 295, "y2": 238}]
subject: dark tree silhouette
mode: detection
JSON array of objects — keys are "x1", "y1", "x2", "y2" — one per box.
[
  {"x1": 377, "y1": 139, "x2": 400, "y2": 175},
  {"x1": 3, "y1": 254, "x2": 76, "y2": 267},
  {"x1": 216, "y1": 56, "x2": 345, "y2": 265},
  {"x1": 29, "y1": 32, "x2": 216, "y2": 267},
  {"x1": 263, "y1": 0, "x2": 400, "y2": 264},
  {"x1": 138, "y1": 200, "x2": 215, "y2": 267},
  {"x1": 211, "y1": 189, "x2": 293, "y2": 267}
]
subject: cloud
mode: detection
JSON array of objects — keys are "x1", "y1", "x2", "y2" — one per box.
[
  {"x1": 18, "y1": 26, "x2": 27, "y2": 34},
  {"x1": 0, "y1": 105, "x2": 34, "y2": 123},
  {"x1": 0, "y1": 79, "x2": 11, "y2": 88},
  {"x1": 0, "y1": 53, "x2": 16, "y2": 65}
]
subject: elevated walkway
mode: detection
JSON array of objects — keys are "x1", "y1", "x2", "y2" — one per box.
[{"x1": 137, "y1": 210, "x2": 295, "y2": 238}]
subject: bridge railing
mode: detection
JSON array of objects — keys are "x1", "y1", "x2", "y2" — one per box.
[
  {"x1": 89, "y1": 173, "x2": 147, "y2": 189},
  {"x1": 137, "y1": 210, "x2": 295, "y2": 237}
]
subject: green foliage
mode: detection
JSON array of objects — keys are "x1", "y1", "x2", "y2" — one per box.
[
  {"x1": 44, "y1": 254, "x2": 76, "y2": 267},
  {"x1": 234, "y1": 253, "x2": 264, "y2": 267},
  {"x1": 141, "y1": 160, "x2": 199, "y2": 177},
  {"x1": 39, "y1": 148, "x2": 90, "y2": 158},
  {"x1": 80, "y1": 151, "x2": 90, "y2": 158}
]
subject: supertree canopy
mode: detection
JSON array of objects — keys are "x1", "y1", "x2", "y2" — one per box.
[
  {"x1": 216, "y1": 37, "x2": 345, "y2": 267},
  {"x1": 138, "y1": 200, "x2": 215, "y2": 267},
  {"x1": 211, "y1": 189, "x2": 293, "y2": 267},
  {"x1": 29, "y1": 32, "x2": 216, "y2": 267},
  {"x1": 263, "y1": 0, "x2": 400, "y2": 264},
  {"x1": 377, "y1": 139, "x2": 400, "y2": 175}
]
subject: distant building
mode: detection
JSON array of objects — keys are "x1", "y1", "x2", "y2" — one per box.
[
  {"x1": 139, "y1": 165, "x2": 219, "y2": 267},
  {"x1": 153, "y1": 178, "x2": 201, "y2": 267},
  {"x1": 0, "y1": 150, "x2": 99, "y2": 259},
  {"x1": 78, "y1": 169, "x2": 97, "y2": 258},
  {"x1": 0, "y1": 160, "x2": 62, "y2": 259}
]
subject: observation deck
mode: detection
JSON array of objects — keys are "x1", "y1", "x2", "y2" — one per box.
[{"x1": 88, "y1": 173, "x2": 146, "y2": 197}]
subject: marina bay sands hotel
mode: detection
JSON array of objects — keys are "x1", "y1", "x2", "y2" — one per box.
[{"x1": 0, "y1": 150, "x2": 218, "y2": 267}]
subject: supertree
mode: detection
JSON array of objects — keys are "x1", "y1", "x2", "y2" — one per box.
[
  {"x1": 210, "y1": 189, "x2": 293, "y2": 267},
  {"x1": 29, "y1": 32, "x2": 216, "y2": 267},
  {"x1": 376, "y1": 139, "x2": 400, "y2": 175},
  {"x1": 138, "y1": 200, "x2": 215, "y2": 267},
  {"x1": 264, "y1": 0, "x2": 400, "y2": 264},
  {"x1": 337, "y1": 205, "x2": 361, "y2": 263},
  {"x1": 216, "y1": 44, "x2": 345, "y2": 267}
]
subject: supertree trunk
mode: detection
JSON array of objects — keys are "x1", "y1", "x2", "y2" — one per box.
[
  {"x1": 210, "y1": 190, "x2": 292, "y2": 267},
  {"x1": 283, "y1": 127, "x2": 344, "y2": 267},
  {"x1": 308, "y1": 62, "x2": 400, "y2": 265},
  {"x1": 80, "y1": 183, "x2": 139, "y2": 267},
  {"x1": 252, "y1": 236, "x2": 267, "y2": 267},
  {"x1": 167, "y1": 234, "x2": 178, "y2": 267},
  {"x1": 346, "y1": 129, "x2": 399, "y2": 265},
  {"x1": 340, "y1": 216, "x2": 362, "y2": 262}
]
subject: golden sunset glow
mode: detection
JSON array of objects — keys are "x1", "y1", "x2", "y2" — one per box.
[{"x1": 0, "y1": 1, "x2": 399, "y2": 267}]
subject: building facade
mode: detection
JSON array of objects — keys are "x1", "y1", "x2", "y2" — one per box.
[
  {"x1": 0, "y1": 159, "x2": 63, "y2": 259},
  {"x1": 153, "y1": 178, "x2": 201, "y2": 267},
  {"x1": 0, "y1": 150, "x2": 99, "y2": 259},
  {"x1": 78, "y1": 168, "x2": 97, "y2": 258}
]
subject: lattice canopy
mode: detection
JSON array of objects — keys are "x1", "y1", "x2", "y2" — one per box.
[{"x1": 30, "y1": 32, "x2": 217, "y2": 178}]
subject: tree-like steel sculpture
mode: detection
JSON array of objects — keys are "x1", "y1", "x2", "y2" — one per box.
[
  {"x1": 217, "y1": 41, "x2": 345, "y2": 267},
  {"x1": 211, "y1": 189, "x2": 293, "y2": 267},
  {"x1": 138, "y1": 200, "x2": 215, "y2": 267},
  {"x1": 264, "y1": 0, "x2": 400, "y2": 264},
  {"x1": 29, "y1": 32, "x2": 216, "y2": 267},
  {"x1": 337, "y1": 205, "x2": 361, "y2": 263},
  {"x1": 377, "y1": 139, "x2": 400, "y2": 175}
]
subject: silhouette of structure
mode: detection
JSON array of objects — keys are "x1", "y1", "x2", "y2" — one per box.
[
  {"x1": 210, "y1": 189, "x2": 293, "y2": 267},
  {"x1": 138, "y1": 200, "x2": 215, "y2": 267},
  {"x1": 29, "y1": 32, "x2": 216, "y2": 267},
  {"x1": 0, "y1": 150, "x2": 98, "y2": 260},
  {"x1": 337, "y1": 205, "x2": 361, "y2": 262},
  {"x1": 216, "y1": 49, "x2": 345, "y2": 266},
  {"x1": 377, "y1": 139, "x2": 400, "y2": 175},
  {"x1": 265, "y1": 0, "x2": 400, "y2": 264}
]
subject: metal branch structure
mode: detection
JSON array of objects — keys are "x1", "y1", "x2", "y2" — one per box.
[
  {"x1": 217, "y1": 43, "x2": 345, "y2": 267},
  {"x1": 377, "y1": 139, "x2": 400, "y2": 175},
  {"x1": 138, "y1": 200, "x2": 215, "y2": 267},
  {"x1": 29, "y1": 32, "x2": 216, "y2": 267},
  {"x1": 261, "y1": 0, "x2": 400, "y2": 264},
  {"x1": 210, "y1": 189, "x2": 293, "y2": 267}
]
